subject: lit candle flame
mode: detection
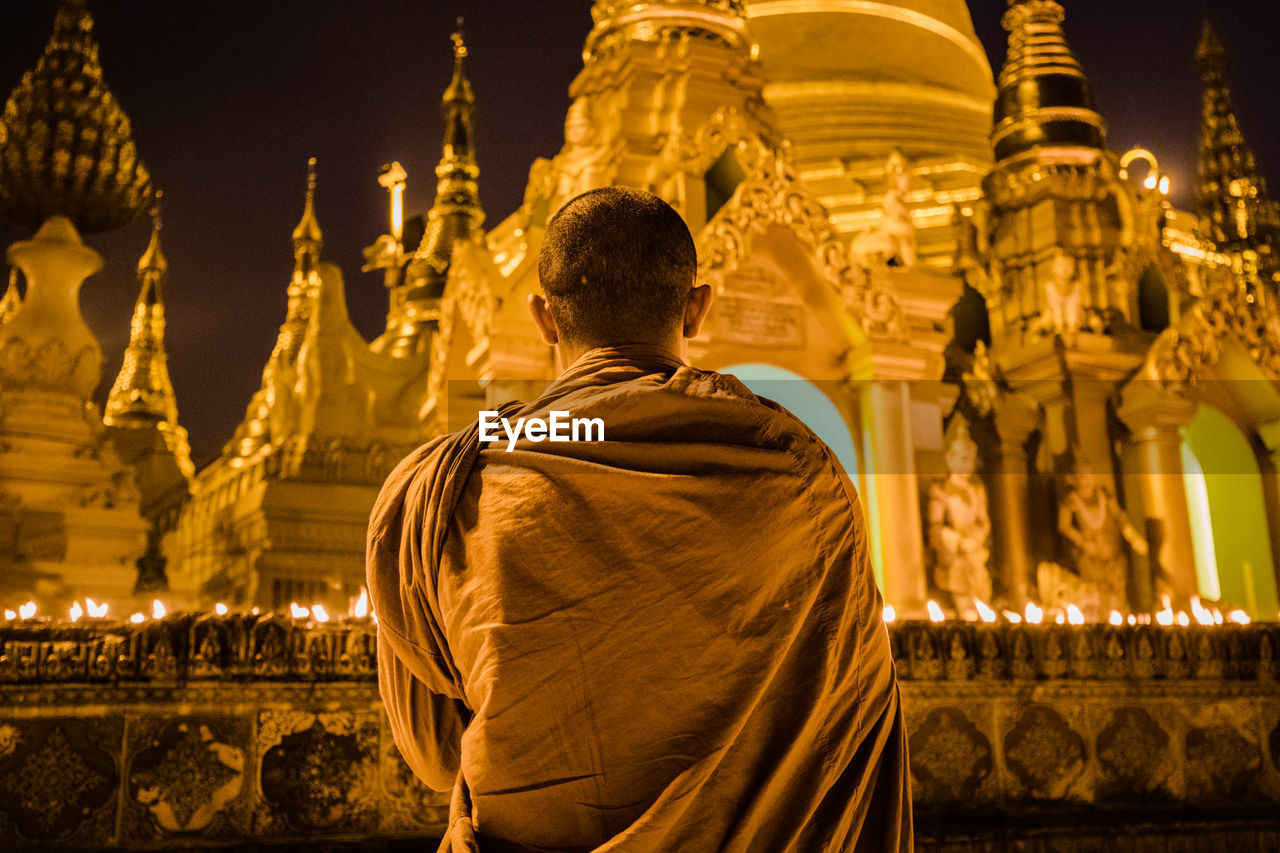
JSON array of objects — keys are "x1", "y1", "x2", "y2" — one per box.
[
  {"x1": 1127, "y1": 614, "x2": 1136, "y2": 625},
  {"x1": 1175, "y1": 611, "x2": 1189, "y2": 627},
  {"x1": 926, "y1": 600, "x2": 945, "y2": 623},
  {"x1": 19, "y1": 601, "x2": 36, "y2": 620},
  {"x1": 882, "y1": 604, "x2": 896, "y2": 623},
  {"x1": 974, "y1": 599, "x2": 997, "y2": 623},
  {"x1": 312, "y1": 604, "x2": 330, "y2": 623},
  {"x1": 1190, "y1": 596, "x2": 1214, "y2": 626},
  {"x1": 214, "y1": 602, "x2": 228, "y2": 616},
  {"x1": 3, "y1": 609, "x2": 14, "y2": 621},
  {"x1": 290, "y1": 602, "x2": 310, "y2": 620},
  {"x1": 152, "y1": 599, "x2": 166, "y2": 620},
  {"x1": 130, "y1": 612, "x2": 145, "y2": 624},
  {"x1": 69, "y1": 601, "x2": 83, "y2": 622},
  {"x1": 1213, "y1": 608, "x2": 1223, "y2": 625},
  {"x1": 1055, "y1": 612, "x2": 1066, "y2": 624},
  {"x1": 86, "y1": 598, "x2": 108, "y2": 619},
  {"x1": 1227, "y1": 609, "x2": 1250, "y2": 625},
  {"x1": 1065, "y1": 604, "x2": 1085, "y2": 625},
  {"x1": 1002, "y1": 609, "x2": 1022, "y2": 624},
  {"x1": 1109, "y1": 611, "x2": 1123, "y2": 626},
  {"x1": 1155, "y1": 595, "x2": 1174, "y2": 626},
  {"x1": 1024, "y1": 602, "x2": 1043, "y2": 624},
  {"x1": 352, "y1": 586, "x2": 370, "y2": 619}
]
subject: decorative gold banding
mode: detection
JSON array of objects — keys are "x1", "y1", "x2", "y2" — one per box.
[
  {"x1": 748, "y1": 0, "x2": 991, "y2": 76},
  {"x1": 991, "y1": 107, "x2": 1106, "y2": 147},
  {"x1": 763, "y1": 80, "x2": 994, "y2": 115}
]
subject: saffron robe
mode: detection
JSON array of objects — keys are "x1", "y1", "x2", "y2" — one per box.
[{"x1": 368, "y1": 346, "x2": 911, "y2": 852}]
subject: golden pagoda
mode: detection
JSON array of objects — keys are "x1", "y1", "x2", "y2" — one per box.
[
  {"x1": 169, "y1": 30, "x2": 492, "y2": 609},
  {"x1": 0, "y1": 0, "x2": 157, "y2": 605},
  {"x1": 1195, "y1": 22, "x2": 1280, "y2": 288},
  {"x1": 0, "y1": 0, "x2": 151, "y2": 235},
  {"x1": 102, "y1": 194, "x2": 194, "y2": 592}
]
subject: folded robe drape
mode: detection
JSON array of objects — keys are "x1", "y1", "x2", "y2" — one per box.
[{"x1": 368, "y1": 345, "x2": 911, "y2": 852}]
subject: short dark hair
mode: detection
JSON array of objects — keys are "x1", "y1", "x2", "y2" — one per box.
[{"x1": 538, "y1": 186, "x2": 697, "y2": 346}]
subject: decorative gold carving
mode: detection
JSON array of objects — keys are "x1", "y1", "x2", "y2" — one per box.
[
  {"x1": 0, "y1": 0, "x2": 152, "y2": 234},
  {"x1": 1138, "y1": 265, "x2": 1280, "y2": 393},
  {"x1": 692, "y1": 108, "x2": 906, "y2": 342}
]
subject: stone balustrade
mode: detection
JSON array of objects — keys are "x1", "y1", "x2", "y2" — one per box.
[{"x1": 0, "y1": 616, "x2": 1277, "y2": 849}]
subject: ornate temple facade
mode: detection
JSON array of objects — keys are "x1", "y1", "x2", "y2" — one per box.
[{"x1": 2, "y1": 0, "x2": 1279, "y2": 625}]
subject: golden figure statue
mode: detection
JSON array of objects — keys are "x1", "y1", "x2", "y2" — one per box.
[
  {"x1": 1057, "y1": 465, "x2": 1148, "y2": 617},
  {"x1": 1036, "y1": 249, "x2": 1084, "y2": 342},
  {"x1": 929, "y1": 422, "x2": 992, "y2": 612},
  {"x1": 851, "y1": 149, "x2": 917, "y2": 269}
]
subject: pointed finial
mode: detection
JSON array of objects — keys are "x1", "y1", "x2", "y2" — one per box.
[
  {"x1": 292, "y1": 156, "x2": 323, "y2": 247},
  {"x1": 452, "y1": 18, "x2": 467, "y2": 60},
  {"x1": 151, "y1": 189, "x2": 163, "y2": 233},
  {"x1": 138, "y1": 189, "x2": 168, "y2": 280}
]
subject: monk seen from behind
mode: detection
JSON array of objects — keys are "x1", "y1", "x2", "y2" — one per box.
[{"x1": 367, "y1": 187, "x2": 911, "y2": 852}]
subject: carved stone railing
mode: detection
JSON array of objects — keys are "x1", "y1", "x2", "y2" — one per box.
[{"x1": 0, "y1": 617, "x2": 1278, "y2": 850}]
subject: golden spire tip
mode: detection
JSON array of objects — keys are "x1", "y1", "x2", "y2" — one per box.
[
  {"x1": 452, "y1": 18, "x2": 467, "y2": 60},
  {"x1": 306, "y1": 157, "x2": 318, "y2": 200}
]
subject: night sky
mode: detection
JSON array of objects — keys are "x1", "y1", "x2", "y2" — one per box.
[{"x1": 1, "y1": 0, "x2": 1277, "y2": 464}]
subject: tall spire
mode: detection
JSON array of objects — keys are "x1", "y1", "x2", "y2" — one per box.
[
  {"x1": 376, "y1": 24, "x2": 484, "y2": 357},
  {"x1": 105, "y1": 192, "x2": 179, "y2": 427},
  {"x1": 0, "y1": 0, "x2": 152, "y2": 234},
  {"x1": 428, "y1": 22, "x2": 483, "y2": 242},
  {"x1": 292, "y1": 156, "x2": 323, "y2": 276},
  {"x1": 1195, "y1": 22, "x2": 1280, "y2": 285},
  {"x1": 269, "y1": 158, "x2": 324, "y2": 366},
  {"x1": 991, "y1": 0, "x2": 1105, "y2": 163}
]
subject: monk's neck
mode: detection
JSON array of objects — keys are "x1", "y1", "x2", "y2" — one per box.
[{"x1": 555, "y1": 336, "x2": 687, "y2": 374}]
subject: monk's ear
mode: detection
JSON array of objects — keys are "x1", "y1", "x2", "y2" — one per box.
[
  {"x1": 682, "y1": 284, "x2": 713, "y2": 339},
  {"x1": 527, "y1": 293, "x2": 560, "y2": 346}
]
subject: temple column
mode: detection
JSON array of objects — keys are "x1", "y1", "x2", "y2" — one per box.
[
  {"x1": 860, "y1": 379, "x2": 928, "y2": 616},
  {"x1": 1254, "y1": 420, "x2": 1280, "y2": 597},
  {"x1": 987, "y1": 394, "x2": 1040, "y2": 607},
  {"x1": 1117, "y1": 387, "x2": 1198, "y2": 608}
]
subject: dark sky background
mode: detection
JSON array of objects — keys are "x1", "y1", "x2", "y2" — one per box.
[{"x1": 1, "y1": 0, "x2": 1277, "y2": 464}]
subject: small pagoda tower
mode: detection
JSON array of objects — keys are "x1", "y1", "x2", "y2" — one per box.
[
  {"x1": 0, "y1": 0, "x2": 152, "y2": 605},
  {"x1": 1195, "y1": 23, "x2": 1280, "y2": 288},
  {"x1": 172, "y1": 163, "x2": 429, "y2": 611},
  {"x1": 103, "y1": 194, "x2": 194, "y2": 592},
  {"x1": 372, "y1": 25, "x2": 485, "y2": 359}
]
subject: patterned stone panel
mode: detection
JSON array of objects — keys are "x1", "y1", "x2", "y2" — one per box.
[
  {"x1": 254, "y1": 710, "x2": 380, "y2": 836},
  {"x1": 122, "y1": 715, "x2": 252, "y2": 841},
  {"x1": 1092, "y1": 705, "x2": 1177, "y2": 803},
  {"x1": 1183, "y1": 700, "x2": 1263, "y2": 805},
  {"x1": 0, "y1": 716, "x2": 121, "y2": 846},
  {"x1": 906, "y1": 703, "x2": 996, "y2": 808},
  {"x1": 379, "y1": 736, "x2": 451, "y2": 834},
  {"x1": 1000, "y1": 703, "x2": 1090, "y2": 802}
]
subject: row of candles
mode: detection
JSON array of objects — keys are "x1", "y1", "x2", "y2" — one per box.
[
  {"x1": 881, "y1": 594, "x2": 1256, "y2": 626},
  {"x1": 0, "y1": 590, "x2": 1263, "y2": 628},
  {"x1": 2, "y1": 587, "x2": 374, "y2": 626}
]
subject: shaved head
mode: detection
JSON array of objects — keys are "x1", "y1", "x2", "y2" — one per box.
[{"x1": 538, "y1": 187, "x2": 697, "y2": 347}]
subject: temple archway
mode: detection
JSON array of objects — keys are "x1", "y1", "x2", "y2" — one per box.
[{"x1": 1180, "y1": 403, "x2": 1278, "y2": 617}]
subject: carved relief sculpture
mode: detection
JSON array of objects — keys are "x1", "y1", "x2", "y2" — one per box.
[
  {"x1": 851, "y1": 149, "x2": 918, "y2": 269},
  {"x1": 1057, "y1": 465, "x2": 1148, "y2": 617},
  {"x1": 929, "y1": 421, "x2": 993, "y2": 613}
]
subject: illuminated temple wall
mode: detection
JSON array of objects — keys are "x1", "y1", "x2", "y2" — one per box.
[{"x1": 0, "y1": 617, "x2": 1277, "y2": 849}]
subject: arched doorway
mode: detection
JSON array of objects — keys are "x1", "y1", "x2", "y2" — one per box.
[
  {"x1": 1180, "y1": 404, "x2": 1279, "y2": 617},
  {"x1": 720, "y1": 363, "x2": 881, "y2": 587}
]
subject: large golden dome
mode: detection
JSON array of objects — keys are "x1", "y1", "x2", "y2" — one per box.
[{"x1": 745, "y1": 0, "x2": 995, "y2": 164}]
